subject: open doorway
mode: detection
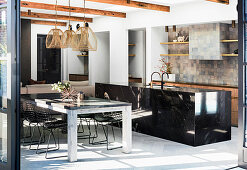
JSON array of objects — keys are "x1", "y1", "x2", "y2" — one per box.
[
  {"x1": 37, "y1": 34, "x2": 61, "y2": 84},
  {"x1": 128, "y1": 29, "x2": 146, "y2": 85}
]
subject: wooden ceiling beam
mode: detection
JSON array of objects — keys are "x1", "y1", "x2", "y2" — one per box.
[
  {"x1": 206, "y1": 0, "x2": 229, "y2": 4},
  {"x1": 85, "y1": 0, "x2": 170, "y2": 12},
  {"x1": 21, "y1": 11, "x2": 93, "y2": 22},
  {"x1": 21, "y1": 1, "x2": 126, "y2": 18},
  {"x1": 30, "y1": 20, "x2": 67, "y2": 26}
]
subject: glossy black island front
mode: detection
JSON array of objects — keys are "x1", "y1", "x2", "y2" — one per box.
[{"x1": 95, "y1": 83, "x2": 231, "y2": 146}]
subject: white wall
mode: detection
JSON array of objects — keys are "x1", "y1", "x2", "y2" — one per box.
[
  {"x1": 128, "y1": 30, "x2": 145, "y2": 80},
  {"x1": 89, "y1": 32, "x2": 110, "y2": 85},
  {"x1": 150, "y1": 27, "x2": 168, "y2": 81},
  {"x1": 89, "y1": 0, "x2": 237, "y2": 85},
  {"x1": 30, "y1": 0, "x2": 238, "y2": 85},
  {"x1": 86, "y1": 17, "x2": 128, "y2": 85}
]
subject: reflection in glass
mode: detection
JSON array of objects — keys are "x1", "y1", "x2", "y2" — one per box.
[
  {"x1": 195, "y1": 93, "x2": 202, "y2": 115},
  {"x1": 245, "y1": 66, "x2": 247, "y2": 104},
  {"x1": 206, "y1": 92, "x2": 217, "y2": 114},
  {"x1": 0, "y1": 1, "x2": 6, "y2": 5},
  {"x1": 0, "y1": 7, "x2": 7, "y2": 163}
]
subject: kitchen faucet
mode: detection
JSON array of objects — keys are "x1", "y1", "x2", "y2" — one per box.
[
  {"x1": 150, "y1": 72, "x2": 161, "y2": 88},
  {"x1": 161, "y1": 72, "x2": 169, "y2": 90}
]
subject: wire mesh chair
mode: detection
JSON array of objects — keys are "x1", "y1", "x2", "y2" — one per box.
[
  {"x1": 20, "y1": 101, "x2": 32, "y2": 145},
  {"x1": 77, "y1": 114, "x2": 98, "y2": 144},
  {"x1": 21, "y1": 100, "x2": 46, "y2": 148},
  {"x1": 92, "y1": 111, "x2": 122, "y2": 150},
  {"x1": 35, "y1": 107, "x2": 67, "y2": 159}
]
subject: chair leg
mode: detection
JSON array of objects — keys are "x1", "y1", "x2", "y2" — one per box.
[
  {"x1": 90, "y1": 120, "x2": 99, "y2": 144},
  {"x1": 29, "y1": 124, "x2": 37, "y2": 150},
  {"x1": 106, "y1": 125, "x2": 109, "y2": 150},
  {"x1": 45, "y1": 130, "x2": 52, "y2": 159},
  {"x1": 78, "y1": 118, "x2": 85, "y2": 134},
  {"x1": 36, "y1": 128, "x2": 45, "y2": 154},
  {"x1": 111, "y1": 124, "x2": 115, "y2": 142},
  {"x1": 22, "y1": 122, "x2": 32, "y2": 145}
]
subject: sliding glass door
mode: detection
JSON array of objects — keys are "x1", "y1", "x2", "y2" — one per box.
[{"x1": 0, "y1": 0, "x2": 20, "y2": 169}]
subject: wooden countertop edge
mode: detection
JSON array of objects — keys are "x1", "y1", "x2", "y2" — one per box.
[{"x1": 152, "y1": 81, "x2": 238, "y2": 89}]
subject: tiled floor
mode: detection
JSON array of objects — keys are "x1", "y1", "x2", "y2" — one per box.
[{"x1": 21, "y1": 126, "x2": 238, "y2": 170}]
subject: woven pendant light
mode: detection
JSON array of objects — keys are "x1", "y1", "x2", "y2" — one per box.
[
  {"x1": 74, "y1": 0, "x2": 97, "y2": 51},
  {"x1": 62, "y1": 0, "x2": 77, "y2": 48},
  {"x1": 46, "y1": 0, "x2": 64, "y2": 49}
]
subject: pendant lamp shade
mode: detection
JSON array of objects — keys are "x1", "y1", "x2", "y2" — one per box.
[
  {"x1": 62, "y1": 26, "x2": 77, "y2": 48},
  {"x1": 74, "y1": 23, "x2": 97, "y2": 51},
  {"x1": 46, "y1": 0, "x2": 64, "y2": 49},
  {"x1": 46, "y1": 28, "x2": 64, "y2": 48},
  {"x1": 62, "y1": 0, "x2": 78, "y2": 49}
]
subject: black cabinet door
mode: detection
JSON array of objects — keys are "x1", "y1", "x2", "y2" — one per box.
[{"x1": 37, "y1": 34, "x2": 61, "y2": 84}]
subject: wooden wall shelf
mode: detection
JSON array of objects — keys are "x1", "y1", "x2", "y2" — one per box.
[
  {"x1": 220, "y1": 40, "x2": 238, "y2": 43},
  {"x1": 77, "y1": 55, "x2": 88, "y2": 57},
  {"x1": 160, "y1": 42, "x2": 189, "y2": 45},
  {"x1": 128, "y1": 44, "x2": 136, "y2": 46},
  {"x1": 222, "y1": 54, "x2": 238, "y2": 57},
  {"x1": 160, "y1": 54, "x2": 189, "y2": 57},
  {"x1": 129, "y1": 54, "x2": 136, "y2": 57}
]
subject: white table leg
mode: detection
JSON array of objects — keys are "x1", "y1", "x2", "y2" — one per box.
[
  {"x1": 67, "y1": 110, "x2": 77, "y2": 162},
  {"x1": 122, "y1": 106, "x2": 132, "y2": 153}
]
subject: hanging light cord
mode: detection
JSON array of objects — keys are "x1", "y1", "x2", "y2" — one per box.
[
  {"x1": 83, "y1": 0, "x2": 86, "y2": 24},
  {"x1": 55, "y1": 0, "x2": 58, "y2": 28},
  {"x1": 69, "y1": 0, "x2": 71, "y2": 27}
]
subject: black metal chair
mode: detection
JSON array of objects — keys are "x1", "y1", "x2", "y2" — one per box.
[
  {"x1": 77, "y1": 114, "x2": 96, "y2": 142},
  {"x1": 20, "y1": 101, "x2": 32, "y2": 145},
  {"x1": 92, "y1": 112, "x2": 122, "y2": 150},
  {"x1": 21, "y1": 100, "x2": 46, "y2": 149},
  {"x1": 35, "y1": 106, "x2": 67, "y2": 159}
]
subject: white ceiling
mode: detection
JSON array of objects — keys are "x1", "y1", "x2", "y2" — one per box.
[{"x1": 20, "y1": 0, "x2": 204, "y2": 20}]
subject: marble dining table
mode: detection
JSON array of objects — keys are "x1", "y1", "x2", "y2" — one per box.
[{"x1": 21, "y1": 93, "x2": 132, "y2": 162}]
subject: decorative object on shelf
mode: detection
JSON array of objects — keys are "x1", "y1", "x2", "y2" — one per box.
[
  {"x1": 62, "y1": 0, "x2": 77, "y2": 48},
  {"x1": 177, "y1": 36, "x2": 185, "y2": 42},
  {"x1": 173, "y1": 40, "x2": 178, "y2": 42},
  {"x1": 184, "y1": 35, "x2": 189, "y2": 42},
  {"x1": 81, "y1": 51, "x2": 87, "y2": 55},
  {"x1": 173, "y1": 25, "x2": 176, "y2": 32},
  {"x1": 74, "y1": 0, "x2": 97, "y2": 51},
  {"x1": 46, "y1": 0, "x2": 64, "y2": 49},
  {"x1": 165, "y1": 26, "x2": 169, "y2": 32},
  {"x1": 234, "y1": 49, "x2": 238, "y2": 54},
  {"x1": 232, "y1": 20, "x2": 236, "y2": 28},
  {"x1": 51, "y1": 82, "x2": 78, "y2": 102}
]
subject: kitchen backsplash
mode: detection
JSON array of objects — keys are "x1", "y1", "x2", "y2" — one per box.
[{"x1": 167, "y1": 24, "x2": 238, "y2": 86}]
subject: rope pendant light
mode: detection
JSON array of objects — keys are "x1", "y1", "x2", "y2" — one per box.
[
  {"x1": 74, "y1": 0, "x2": 97, "y2": 51},
  {"x1": 46, "y1": 0, "x2": 64, "y2": 49},
  {"x1": 62, "y1": 0, "x2": 77, "y2": 48}
]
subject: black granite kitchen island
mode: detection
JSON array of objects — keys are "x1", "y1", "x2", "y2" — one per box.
[{"x1": 95, "y1": 83, "x2": 231, "y2": 146}]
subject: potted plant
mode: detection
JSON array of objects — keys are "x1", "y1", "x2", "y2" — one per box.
[{"x1": 159, "y1": 58, "x2": 176, "y2": 82}]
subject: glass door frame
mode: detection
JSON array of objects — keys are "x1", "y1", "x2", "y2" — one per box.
[
  {"x1": 239, "y1": 0, "x2": 247, "y2": 168},
  {"x1": 0, "y1": 0, "x2": 20, "y2": 169}
]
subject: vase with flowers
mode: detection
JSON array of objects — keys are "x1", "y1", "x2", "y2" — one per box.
[
  {"x1": 51, "y1": 82, "x2": 78, "y2": 102},
  {"x1": 158, "y1": 59, "x2": 176, "y2": 82},
  {"x1": 159, "y1": 58, "x2": 172, "y2": 74}
]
